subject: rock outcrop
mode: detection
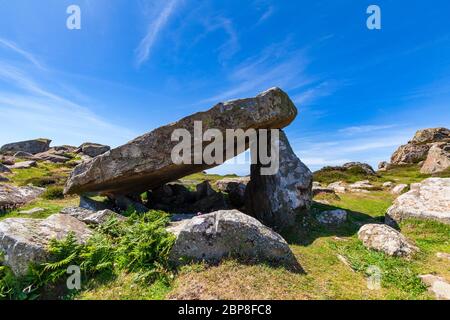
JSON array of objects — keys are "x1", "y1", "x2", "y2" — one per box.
[
  {"x1": 0, "y1": 139, "x2": 51, "y2": 155},
  {"x1": 358, "y1": 224, "x2": 419, "y2": 257},
  {"x1": 389, "y1": 128, "x2": 450, "y2": 165},
  {"x1": 244, "y1": 130, "x2": 312, "y2": 231},
  {"x1": 65, "y1": 88, "x2": 297, "y2": 196},
  {"x1": 386, "y1": 178, "x2": 450, "y2": 225},
  {"x1": 0, "y1": 185, "x2": 44, "y2": 212},
  {"x1": 167, "y1": 210, "x2": 298, "y2": 268},
  {"x1": 420, "y1": 142, "x2": 450, "y2": 174},
  {"x1": 390, "y1": 184, "x2": 408, "y2": 195},
  {"x1": 0, "y1": 214, "x2": 92, "y2": 275},
  {"x1": 341, "y1": 162, "x2": 376, "y2": 175}
]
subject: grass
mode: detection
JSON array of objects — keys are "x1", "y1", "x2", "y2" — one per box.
[
  {"x1": 166, "y1": 190, "x2": 448, "y2": 300},
  {"x1": 314, "y1": 163, "x2": 450, "y2": 186},
  {"x1": 313, "y1": 166, "x2": 373, "y2": 185},
  {"x1": 1, "y1": 158, "x2": 449, "y2": 300},
  {"x1": 9, "y1": 162, "x2": 71, "y2": 187},
  {"x1": 0, "y1": 197, "x2": 79, "y2": 221}
]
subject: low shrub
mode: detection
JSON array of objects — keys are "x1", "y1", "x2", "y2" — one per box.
[
  {"x1": 0, "y1": 210, "x2": 176, "y2": 300},
  {"x1": 41, "y1": 186, "x2": 65, "y2": 200}
]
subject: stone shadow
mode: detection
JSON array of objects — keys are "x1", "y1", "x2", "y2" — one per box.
[{"x1": 283, "y1": 201, "x2": 384, "y2": 247}]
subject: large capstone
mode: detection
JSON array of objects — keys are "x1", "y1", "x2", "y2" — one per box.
[
  {"x1": 244, "y1": 130, "x2": 313, "y2": 231},
  {"x1": 64, "y1": 88, "x2": 297, "y2": 196},
  {"x1": 167, "y1": 210, "x2": 298, "y2": 268},
  {"x1": 0, "y1": 138, "x2": 51, "y2": 155}
]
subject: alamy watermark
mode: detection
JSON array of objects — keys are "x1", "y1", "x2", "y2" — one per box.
[
  {"x1": 366, "y1": 265, "x2": 382, "y2": 290},
  {"x1": 66, "y1": 265, "x2": 81, "y2": 290},
  {"x1": 171, "y1": 122, "x2": 280, "y2": 175},
  {"x1": 66, "y1": 5, "x2": 81, "y2": 30},
  {"x1": 367, "y1": 5, "x2": 381, "y2": 30}
]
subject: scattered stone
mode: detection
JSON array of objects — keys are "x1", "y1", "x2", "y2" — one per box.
[
  {"x1": 33, "y1": 151, "x2": 71, "y2": 163},
  {"x1": 0, "y1": 214, "x2": 92, "y2": 275},
  {"x1": 390, "y1": 184, "x2": 408, "y2": 195},
  {"x1": 60, "y1": 206, "x2": 94, "y2": 219},
  {"x1": 0, "y1": 156, "x2": 15, "y2": 166},
  {"x1": 18, "y1": 207, "x2": 45, "y2": 215},
  {"x1": 0, "y1": 185, "x2": 45, "y2": 212},
  {"x1": 77, "y1": 143, "x2": 111, "y2": 158},
  {"x1": 419, "y1": 275, "x2": 450, "y2": 300},
  {"x1": 0, "y1": 163, "x2": 12, "y2": 174},
  {"x1": 0, "y1": 176, "x2": 10, "y2": 183},
  {"x1": 244, "y1": 130, "x2": 313, "y2": 231},
  {"x1": 64, "y1": 88, "x2": 298, "y2": 196},
  {"x1": 378, "y1": 161, "x2": 391, "y2": 171},
  {"x1": 112, "y1": 195, "x2": 150, "y2": 213},
  {"x1": 215, "y1": 177, "x2": 249, "y2": 208},
  {"x1": 7, "y1": 160, "x2": 37, "y2": 170},
  {"x1": 383, "y1": 181, "x2": 394, "y2": 188},
  {"x1": 61, "y1": 207, "x2": 126, "y2": 225},
  {"x1": 13, "y1": 151, "x2": 34, "y2": 159},
  {"x1": 195, "y1": 181, "x2": 216, "y2": 200},
  {"x1": 327, "y1": 181, "x2": 348, "y2": 193},
  {"x1": 52, "y1": 145, "x2": 77, "y2": 153},
  {"x1": 420, "y1": 142, "x2": 450, "y2": 174},
  {"x1": 79, "y1": 196, "x2": 111, "y2": 212},
  {"x1": 358, "y1": 224, "x2": 419, "y2": 257},
  {"x1": 436, "y1": 252, "x2": 450, "y2": 261},
  {"x1": 316, "y1": 209, "x2": 348, "y2": 225},
  {"x1": 386, "y1": 178, "x2": 450, "y2": 225},
  {"x1": 168, "y1": 210, "x2": 298, "y2": 268},
  {"x1": 312, "y1": 185, "x2": 336, "y2": 197},
  {"x1": 0, "y1": 139, "x2": 51, "y2": 155},
  {"x1": 348, "y1": 180, "x2": 375, "y2": 192}
]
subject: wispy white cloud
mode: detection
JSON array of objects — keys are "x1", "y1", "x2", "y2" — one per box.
[
  {"x1": 292, "y1": 81, "x2": 338, "y2": 106},
  {"x1": 135, "y1": 0, "x2": 180, "y2": 66},
  {"x1": 338, "y1": 124, "x2": 396, "y2": 135},
  {"x1": 0, "y1": 38, "x2": 45, "y2": 70},
  {"x1": 0, "y1": 40, "x2": 135, "y2": 147},
  {"x1": 256, "y1": 5, "x2": 275, "y2": 25},
  {"x1": 200, "y1": 43, "x2": 312, "y2": 103},
  {"x1": 211, "y1": 17, "x2": 240, "y2": 62}
]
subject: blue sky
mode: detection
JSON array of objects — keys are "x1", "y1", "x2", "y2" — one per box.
[{"x1": 0, "y1": 0, "x2": 449, "y2": 175}]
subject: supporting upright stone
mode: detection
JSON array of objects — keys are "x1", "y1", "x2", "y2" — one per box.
[{"x1": 244, "y1": 130, "x2": 313, "y2": 231}]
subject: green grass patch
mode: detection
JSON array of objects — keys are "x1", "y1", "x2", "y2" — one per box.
[
  {"x1": 10, "y1": 163, "x2": 70, "y2": 187},
  {"x1": 41, "y1": 186, "x2": 65, "y2": 200},
  {"x1": 313, "y1": 166, "x2": 376, "y2": 185}
]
